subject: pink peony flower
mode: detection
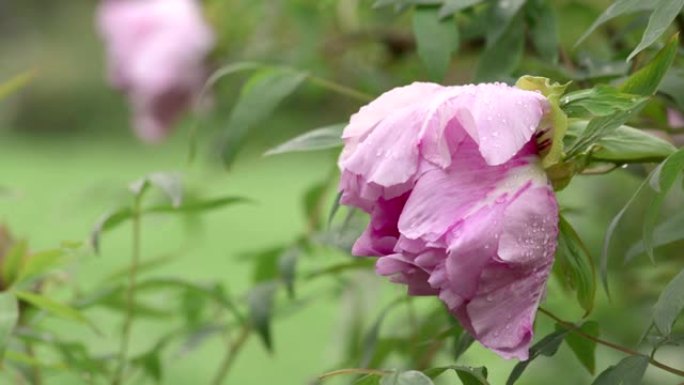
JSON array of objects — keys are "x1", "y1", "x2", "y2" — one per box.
[
  {"x1": 338, "y1": 82, "x2": 559, "y2": 360},
  {"x1": 97, "y1": 0, "x2": 215, "y2": 143}
]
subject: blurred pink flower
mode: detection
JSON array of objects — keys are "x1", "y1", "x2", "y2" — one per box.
[
  {"x1": 668, "y1": 108, "x2": 684, "y2": 129},
  {"x1": 97, "y1": 0, "x2": 215, "y2": 143},
  {"x1": 338, "y1": 82, "x2": 559, "y2": 360}
]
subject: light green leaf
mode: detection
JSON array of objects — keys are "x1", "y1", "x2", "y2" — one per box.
[
  {"x1": 2, "y1": 240, "x2": 27, "y2": 286},
  {"x1": 561, "y1": 87, "x2": 641, "y2": 118},
  {"x1": 15, "y1": 248, "x2": 68, "y2": 286},
  {"x1": 506, "y1": 329, "x2": 569, "y2": 385},
  {"x1": 576, "y1": 0, "x2": 655, "y2": 46},
  {"x1": 264, "y1": 124, "x2": 344, "y2": 156},
  {"x1": 380, "y1": 370, "x2": 434, "y2": 385},
  {"x1": 248, "y1": 282, "x2": 277, "y2": 351},
  {"x1": 556, "y1": 216, "x2": 596, "y2": 315},
  {"x1": 591, "y1": 355, "x2": 649, "y2": 385},
  {"x1": 627, "y1": 2, "x2": 683, "y2": 61},
  {"x1": 0, "y1": 292, "x2": 18, "y2": 353},
  {"x1": 412, "y1": 6, "x2": 458, "y2": 81},
  {"x1": 14, "y1": 290, "x2": 93, "y2": 327},
  {"x1": 438, "y1": 0, "x2": 484, "y2": 18},
  {"x1": 561, "y1": 321, "x2": 599, "y2": 374},
  {"x1": 591, "y1": 125, "x2": 675, "y2": 163},
  {"x1": 220, "y1": 67, "x2": 308, "y2": 167},
  {"x1": 475, "y1": 14, "x2": 524, "y2": 81},
  {"x1": 622, "y1": 34, "x2": 679, "y2": 95},
  {"x1": 652, "y1": 268, "x2": 684, "y2": 336}
]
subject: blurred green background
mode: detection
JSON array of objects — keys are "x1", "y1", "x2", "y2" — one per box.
[{"x1": 1, "y1": 1, "x2": 683, "y2": 384}]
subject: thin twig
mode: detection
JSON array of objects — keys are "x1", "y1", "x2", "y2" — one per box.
[
  {"x1": 307, "y1": 75, "x2": 374, "y2": 103},
  {"x1": 539, "y1": 307, "x2": 684, "y2": 377},
  {"x1": 211, "y1": 324, "x2": 251, "y2": 385},
  {"x1": 111, "y1": 195, "x2": 143, "y2": 385},
  {"x1": 317, "y1": 368, "x2": 389, "y2": 382}
]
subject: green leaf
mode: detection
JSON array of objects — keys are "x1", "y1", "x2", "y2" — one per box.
[
  {"x1": 360, "y1": 300, "x2": 402, "y2": 367},
  {"x1": 652, "y1": 268, "x2": 684, "y2": 336},
  {"x1": 485, "y1": 0, "x2": 527, "y2": 46},
  {"x1": 475, "y1": 13, "x2": 524, "y2": 81},
  {"x1": 304, "y1": 180, "x2": 330, "y2": 231},
  {"x1": 2, "y1": 240, "x2": 27, "y2": 286},
  {"x1": 506, "y1": 329, "x2": 569, "y2": 385},
  {"x1": 264, "y1": 124, "x2": 344, "y2": 156},
  {"x1": 412, "y1": 6, "x2": 458, "y2": 81},
  {"x1": 591, "y1": 355, "x2": 649, "y2": 385},
  {"x1": 0, "y1": 71, "x2": 34, "y2": 101},
  {"x1": 0, "y1": 292, "x2": 18, "y2": 353},
  {"x1": 627, "y1": 3, "x2": 683, "y2": 61},
  {"x1": 426, "y1": 366, "x2": 489, "y2": 385},
  {"x1": 556, "y1": 215, "x2": 596, "y2": 315},
  {"x1": 278, "y1": 247, "x2": 300, "y2": 299},
  {"x1": 248, "y1": 282, "x2": 277, "y2": 351},
  {"x1": 220, "y1": 67, "x2": 308, "y2": 167},
  {"x1": 14, "y1": 248, "x2": 68, "y2": 286},
  {"x1": 626, "y1": 210, "x2": 684, "y2": 260},
  {"x1": 561, "y1": 87, "x2": 642, "y2": 118},
  {"x1": 561, "y1": 321, "x2": 599, "y2": 374},
  {"x1": 622, "y1": 34, "x2": 679, "y2": 95},
  {"x1": 527, "y1": 0, "x2": 559, "y2": 63},
  {"x1": 566, "y1": 97, "x2": 649, "y2": 158},
  {"x1": 14, "y1": 290, "x2": 93, "y2": 328},
  {"x1": 380, "y1": 370, "x2": 434, "y2": 385},
  {"x1": 453, "y1": 330, "x2": 475, "y2": 361},
  {"x1": 590, "y1": 125, "x2": 675, "y2": 163},
  {"x1": 576, "y1": 0, "x2": 655, "y2": 46},
  {"x1": 659, "y1": 69, "x2": 684, "y2": 108},
  {"x1": 438, "y1": 0, "x2": 484, "y2": 18}
]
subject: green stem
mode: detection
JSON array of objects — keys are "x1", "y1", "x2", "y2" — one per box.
[
  {"x1": 211, "y1": 324, "x2": 251, "y2": 385},
  {"x1": 539, "y1": 307, "x2": 684, "y2": 377},
  {"x1": 307, "y1": 75, "x2": 374, "y2": 103},
  {"x1": 111, "y1": 195, "x2": 143, "y2": 385},
  {"x1": 317, "y1": 368, "x2": 389, "y2": 382}
]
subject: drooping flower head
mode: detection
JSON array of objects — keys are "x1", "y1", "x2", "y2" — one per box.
[
  {"x1": 97, "y1": 0, "x2": 215, "y2": 143},
  {"x1": 338, "y1": 82, "x2": 559, "y2": 360}
]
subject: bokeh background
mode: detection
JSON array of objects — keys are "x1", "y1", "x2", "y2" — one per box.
[{"x1": 1, "y1": 1, "x2": 683, "y2": 384}]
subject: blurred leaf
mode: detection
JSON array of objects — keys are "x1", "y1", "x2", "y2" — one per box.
[
  {"x1": 475, "y1": 14, "x2": 524, "y2": 81},
  {"x1": 576, "y1": 0, "x2": 655, "y2": 45},
  {"x1": 361, "y1": 300, "x2": 402, "y2": 367},
  {"x1": 626, "y1": 210, "x2": 684, "y2": 260},
  {"x1": 556, "y1": 215, "x2": 596, "y2": 315},
  {"x1": 526, "y1": 0, "x2": 559, "y2": 63},
  {"x1": 622, "y1": 34, "x2": 679, "y2": 95},
  {"x1": 591, "y1": 355, "x2": 649, "y2": 385},
  {"x1": 412, "y1": 6, "x2": 458, "y2": 81},
  {"x1": 248, "y1": 282, "x2": 277, "y2": 351},
  {"x1": 15, "y1": 290, "x2": 94, "y2": 329},
  {"x1": 264, "y1": 124, "x2": 344, "y2": 156},
  {"x1": 251, "y1": 248, "x2": 283, "y2": 283},
  {"x1": 627, "y1": 3, "x2": 682, "y2": 61},
  {"x1": 14, "y1": 249, "x2": 63, "y2": 286},
  {"x1": 486, "y1": 0, "x2": 527, "y2": 45},
  {"x1": 566, "y1": 97, "x2": 649, "y2": 158},
  {"x1": 0, "y1": 292, "x2": 18, "y2": 353},
  {"x1": 304, "y1": 180, "x2": 330, "y2": 231},
  {"x1": 380, "y1": 370, "x2": 434, "y2": 385},
  {"x1": 304, "y1": 259, "x2": 375, "y2": 281},
  {"x1": 134, "y1": 350, "x2": 163, "y2": 383},
  {"x1": 327, "y1": 191, "x2": 343, "y2": 227},
  {"x1": 221, "y1": 67, "x2": 308, "y2": 167},
  {"x1": 438, "y1": 0, "x2": 484, "y2": 18},
  {"x1": 426, "y1": 366, "x2": 489, "y2": 385},
  {"x1": 278, "y1": 247, "x2": 300, "y2": 298},
  {"x1": 643, "y1": 148, "x2": 684, "y2": 261},
  {"x1": 652, "y1": 268, "x2": 684, "y2": 336},
  {"x1": 659, "y1": 69, "x2": 684, "y2": 108},
  {"x1": 560, "y1": 321, "x2": 599, "y2": 374},
  {"x1": 105, "y1": 254, "x2": 179, "y2": 282},
  {"x1": 506, "y1": 329, "x2": 569, "y2": 385},
  {"x1": 0, "y1": 71, "x2": 34, "y2": 101},
  {"x1": 590, "y1": 125, "x2": 675, "y2": 163},
  {"x1": 4, "y1": 350, "x2": 62, "y2": 369},
  {"x1": 355, "y1": 374, "x2": 382, "y2": 385},
  {"x1": 453, "y1": 331, "x2": 475, "y2": 361},
  {"x1": 561, "y1": 87, "x2": 641, "y2": 118},
  {"x1": 2, "y1": 240, "x2": 27, "y2": 287}
]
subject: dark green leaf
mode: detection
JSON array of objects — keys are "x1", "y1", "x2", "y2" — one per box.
[
  {"x1": 561, "y1": 321, "x2": 599, "y2": 374},
  {"x1": 475, "y1": 14, "x2": 524, "y2": 81},
  {"x1": 278, "y1": 247, "x2": 300, "y2": 298},
  {"x1": 360, "y1": 300, "x2": 401, "y2": 367},
  {"x1": 304, "y1": 180, "x2": 329, "y2": 231},
  {"x1": 556, "y1": 215, "x2": 596, "y2": 315},
  {"x1": 327, "y1": 191, "x2": 343, "y2": 227},
  {"x1": 438, "y1": 0, "x2": 484, "y2": 18},
  {"x1": 2, "y1": 240, "x2": 27, "y2": 286},
  {"x1": 264, "y1": 124, "x2": 344, "y2": 156},
  {"x1": 626, "y1": 210, "x2": 684, "y2": 260},
  {"x1": 485, "y1": 0, "x2": 527, "y2": 46},
  {"x1": 426, "y1": 366, "x2": 489, "y2": 385},
  {"x1": 221, "y1": 67, "x2": 308, "y2": 167},
  {"x1": 453, "y1": 331, "x2": 475, "y2": 361},
  {"x1": 0, "y1": 292, "x2": 18, "y2": 353},
  {"x1": 627, "y1": 3, "x2": 683, "y2": 61},
  {"x1": 652, "y1": 268, "x2": 684, "y2": 336},
  {"x1": 591, "y1": 355, "x2": 649, "y2": 385},
  {"x1": 506, "y1": 329, "x2": 569, "y2": 385},
  {"x1": 591, "y1": 125, "x2": 675, "y2": 163},
  {"x1": 576, "y1": 0, "x2": 655, "y2": 45},
  {"x1": 380, "y1": 370, "x2": 434, "y2": 385},
  {"x1": 248, "y1": 282, "x2": 277, "y2": 351},
  {"x1": 412, "y1": 6, "x2": 458, "y2": 81},
  {"x1": 622, "y1": 34, "x2": 679, "y2": 95},
  {"x1": 527, "y1": 0, "x2": 559, "y2": 63}
]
